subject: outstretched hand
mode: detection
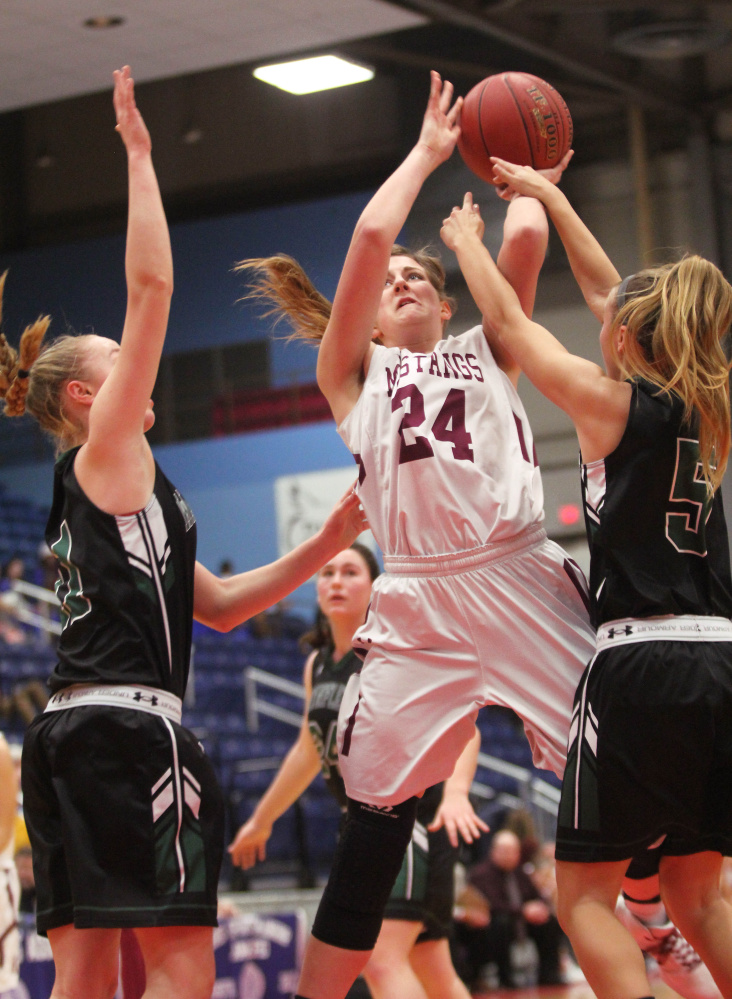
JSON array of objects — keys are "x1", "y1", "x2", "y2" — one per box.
[
  {"x1": 319, "y1": 484, "x2": 369, "y2": 554},
  {"x1": 416, "y1": 70, "x2": 463, "y2": 167},
  {"x1": 113, "y1": 65, "x2": 151, "y2": 156},
  {"x1": 440, "y1": 191, "x2": 484, "y2": 251},
  {"x1": 428, "y1": 786, "x2": 490, "y2": 848},
  {"x1": 492, "y1": 149, "x2": 574, "y2": 202},
  {"x1": 228, "y1": 816, "x2": 272, "y2": 869}
]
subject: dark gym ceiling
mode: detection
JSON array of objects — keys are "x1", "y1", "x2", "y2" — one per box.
[{"x1": 1, "y1": 0, "x2": 731, "y2": 253}]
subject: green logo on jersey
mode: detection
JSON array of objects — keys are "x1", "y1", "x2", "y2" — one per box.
[{"x1": 50, "y1": 519, "x2": 92, "y2": 630}]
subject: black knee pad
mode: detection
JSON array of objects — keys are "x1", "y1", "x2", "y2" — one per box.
[
  {"x1": 625, "y1": 844, "x2": 662, "y2": 885},
  {"x1": 311, "y1": 795, "x2": 418, "y2": 950}
]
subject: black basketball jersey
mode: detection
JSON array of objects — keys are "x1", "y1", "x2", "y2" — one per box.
[
  {"x1": 45, "y1": 447, "x2": 197, "y2": 698},
  {"x1": 308, "y1": 647, "x2": 362, "y2": 809},
  {"x1": 307, "y1": 646, "x2": 445, "y2": 821},
  {"x1": 581, "y1": 379, "x2": 732, "y2": 627}
]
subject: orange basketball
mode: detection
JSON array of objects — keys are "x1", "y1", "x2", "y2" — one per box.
[{"x1": 458, "y1": 72, "x2": 573, "y2": 184}]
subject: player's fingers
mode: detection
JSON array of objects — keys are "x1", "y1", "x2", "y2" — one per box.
[
  {"x1": 439, "y1": 78, "x2": 454, "y2": 112},
  {"x1": 446, "y1": 95, "x2": 463, "y2": 125},
  {"x1": 428, "y1": 70, "x2": 442, "y2": 104},
  {"x1": 559, "y1": 149, "x2": 574, "y2": 169},
  {"x1": 462, "y1": 191, "x2": 473, "y2": 209}
]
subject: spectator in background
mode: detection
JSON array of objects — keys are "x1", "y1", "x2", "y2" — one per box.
[
  {"x1": 0, "y1": 680, "x2": 48, "y2": 728},
  {"x1": 0, "y1": 556, "x2": 28, "y2": 644},
  {"x1": 247, "y1": 600, "x2": 308, "y2": 641},
  {"x1": 502, "y1": 807, "x2": 540, "y2": 868},
  {"x1": 454, "y1": 829, "x2": 563, "y2": 989},
  {"x1": 33, "y1": 542, "x2": 61, "y2": 642}
]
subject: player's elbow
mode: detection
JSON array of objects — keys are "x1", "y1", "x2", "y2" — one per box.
[
  {"x1": 504, "y1": 219, "x2": 548, "y2": 262},
  {"x1": 352, "y1": 217, "x2": 394, "y2": 255}
]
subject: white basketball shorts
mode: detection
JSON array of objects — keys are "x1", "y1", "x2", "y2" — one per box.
[{"x1": 338, "y1": 525, "x2": 595, "y2": 806}]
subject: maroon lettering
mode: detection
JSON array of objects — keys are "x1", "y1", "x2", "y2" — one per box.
[
  {"x1": 442, "y1": 354, "x2": 460, "y2": 378},
  {"x1": 385, "y1": 363, "x2": 400, "y2": 397},
  {"x1": 432, "y1": 388, "x2": 474, "y2": 461},
  {"x1": 464, "y1": 354, "x2": 485, "y2": 382},
  {"x1": 392, "y1": 384, "x2": 434, "y2": 463},
  {"x1": 428, "y1": 353, "x2": 443, "y2": 377},
  {"x1": 451, "y1": 353, "x2": 473, "y2": 379},
  {"x1": 512, "y1": 411, "x2": 537, "y2": 467}
]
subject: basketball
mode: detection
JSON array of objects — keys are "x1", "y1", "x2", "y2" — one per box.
[{"x1": 457, "y1": 72, "x2": 573, "y2": 184}]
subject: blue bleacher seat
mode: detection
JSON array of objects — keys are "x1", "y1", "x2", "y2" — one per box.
[{"x1": 193, "y1": 670, "x2": 245, "y2": 714}]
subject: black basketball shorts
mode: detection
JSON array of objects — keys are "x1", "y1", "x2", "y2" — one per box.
[
  {"x1": 384, "y1": 818, "x2": 457, "y2": 942},
  {"x1": 556, "y1": 638, "x2": 732, "y2": 863},
  {"x1": 22, "y1": 704, "x2": 224, "y2": 934}
]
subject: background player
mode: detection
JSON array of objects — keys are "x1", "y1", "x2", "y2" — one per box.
[{"x1": 230, "y1": 542, "x2": 486, "y2": 999}]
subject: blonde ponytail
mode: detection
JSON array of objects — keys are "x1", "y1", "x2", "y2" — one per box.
[
  {"x1": 613, "y1": 256, "x2": 732, "y2": 492},
  {"x1": 0, "y1": 271, "x2": 51, "y2": 418}
]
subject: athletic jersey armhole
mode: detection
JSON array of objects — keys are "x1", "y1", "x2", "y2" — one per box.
[{"x1": 337, "y1": 348, "x2": 388, "y2": 449}]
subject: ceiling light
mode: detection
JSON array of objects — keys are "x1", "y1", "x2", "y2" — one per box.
[
  {"x1": 83, "y1": 15, "x2": 125, "y2": 29},
  {"x1": 611, "y1": 20, "x2": 730, "y2": 60},
  {"x1": 253, "y1": 55, "x2": 374, "y2": 95}
]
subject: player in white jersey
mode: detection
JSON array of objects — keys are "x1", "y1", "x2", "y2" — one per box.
[
  {"x1": 339, "y1": 320, "x2": 591, "y2": 804},
  {"x1": 0, "y1": 735, "x2": 20, "y2": 996},
  {"x1": 237, "y1": 73, "x2": 715, "y2": 999},
  {"x1": 237, "y1": 72, "x2": 585, "y2": 999}
]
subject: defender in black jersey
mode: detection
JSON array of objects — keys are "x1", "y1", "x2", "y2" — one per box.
[
  {"x1": 1, "y1": 68, "x2": 366, "y2": 999},
  {"x1": 446, "y1": 160, "x2": 732, "y2": 999},
  {"x1": 230, "y1": 545, "x2": 485, "y2": 999}
]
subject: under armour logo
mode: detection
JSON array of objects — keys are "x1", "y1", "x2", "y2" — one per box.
[
  {"x1": 133, "y1": 691, "x2": 159, "y2": 706},
  {"x1": 607, "y1": 625, "x2": 633, "y2": 639}
]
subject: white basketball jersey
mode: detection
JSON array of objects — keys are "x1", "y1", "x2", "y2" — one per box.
[
  {"x1": 338, "y1": 326, "x2": 544, "y2": 557},
  {"x1": 0, "y1": 835, "x2": 19, "y2": 991}
]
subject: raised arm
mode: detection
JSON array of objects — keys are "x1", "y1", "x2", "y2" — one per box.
[
  {"x1": 229, "y1": 653, "x2": 321, "y2": 869},
  {"x1": 479, "y1": 152, "x2": 573, "y2": 382},
  {"x1": 317, "y1": 72, "x2": 461, "y2": 424},
  {"x1": 76, "y1": 66, "x2": 173, "y2": 511},
  {"x1": 194, "y1": 485, "x2": 366, "y2": 632},
  {"x1": 441, "y1": 194, "x2": 631, "y2": 463},
  {"x1": 485, "y1": 195, "x2": 550, "y2": 382},
  {"x1": 491, "y1": 157, "x2": 621, "y2": 321}
]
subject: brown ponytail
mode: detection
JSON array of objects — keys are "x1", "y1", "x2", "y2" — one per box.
[{"x1": 235, "y1": 246, "x2": 455, "y2": 344}]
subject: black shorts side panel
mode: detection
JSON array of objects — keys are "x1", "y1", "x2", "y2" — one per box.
[
  {"x1": 23, "y1": 705, "x2": 224, "y2": 934},
  {"x1": 384, "y1": 823, "x2": 457, "y2": 941},
  {"x1": 556, "y1": 641, "x2": 732, "y2": 863}
]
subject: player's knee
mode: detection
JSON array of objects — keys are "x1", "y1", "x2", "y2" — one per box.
[
  {"x1": 363, "y1": 949, "x2": 395, "y2": 990},
  {"x1": 152, "y1": 957, "x2": 215, "y2": 999},
  {"x1": 312, "y1": 796, "x2": 418, "y2": 951}
]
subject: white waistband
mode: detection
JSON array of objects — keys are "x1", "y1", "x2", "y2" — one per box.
[
  {"x1": 383, "y1": 524, "x2": 547, "y2": 577},
  {"x1": 45, "y1": 684, "x2": 182, "y2": 723},
  {"x1": 596, "y1": 615, "x2": 732, "y2": 651}
]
